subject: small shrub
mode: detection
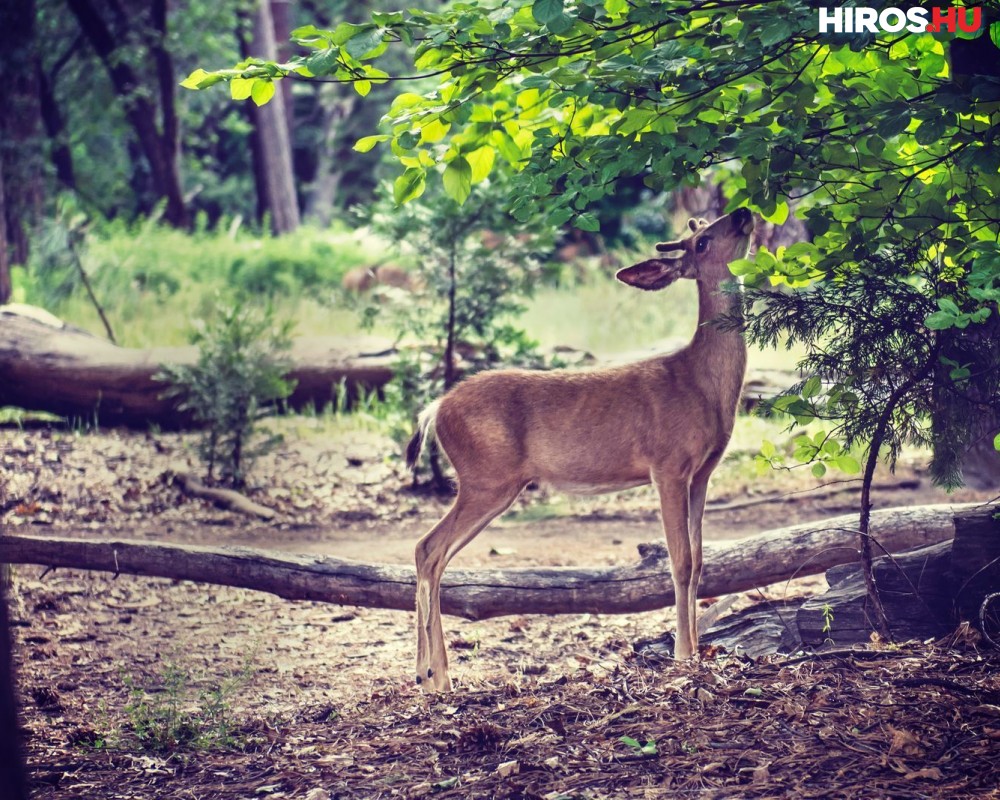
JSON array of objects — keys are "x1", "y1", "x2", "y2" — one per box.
[
  {"x1": 157, "y1": 300, "x2": 295, "y2": 488},
  {"x1": 118, "y1": 661, "x2": 254, "y2": 751}
]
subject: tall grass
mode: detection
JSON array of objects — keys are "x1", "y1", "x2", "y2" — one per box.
[{"x1": 18, "y1": 218, "x2": 390, "y2": 347}]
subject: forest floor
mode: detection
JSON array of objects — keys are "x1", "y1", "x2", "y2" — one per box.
[{"x1": 3, "y1": 424, "x2": 999, "y2": 799}]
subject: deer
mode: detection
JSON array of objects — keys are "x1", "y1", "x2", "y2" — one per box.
[{"x1": 405, "y1": 207, "x2": 755, "y2": 691}]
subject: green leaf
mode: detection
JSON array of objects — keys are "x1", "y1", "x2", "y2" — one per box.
[
  {"x1": 991, "y1": 22, "x2": 1000, "y2": 49},
  {"x1": 344, "y1": 27, "x2": 385, "y2": 59},
  {"x1": 353, "y1": 79, "x2": 372, "y2": 97},
  {"x1": 179, "y1": 69, "x2": 225, "y2": 90},
  {"x1": 812, "y1": 462, "x2": 827, "y2": 478},
  {"x1": 915, "y1": 115, "x2": 946, "y2": 146},
  {"x1": 760, "y1": 439, "x2": 776, "y2": 459},
  {"x1": 574, "y1": 212, "x2": 600, "y2": 232},
  {"x1": 833, "y1": 454, "x2": 861, "y2": 474},
  {"x1": 994, "y1": 432, "x2": 1000, "y2": 452},
  {"x1": 761, "y1": 200, "x2": 789, "y2": 225},
  {"x1": 180, "y1": 69, "x2": 208, "y2": 90},
  {"x1": 230, "y1": 77, "x2": 253, "y2": 101},
  {"x1": 466, "y1": 146, "x2": 496, "y2": 183},
  {"x1": 393, "y1": 168, "x2": 426, "y2": 204},
  {"x1": 353, "y1": 135, "x2": 389, "y2": 153},
  {"x1": 802, "y1": 375, "x2": 821, "y2": 398},
  {"x1": 532, "y1": 0, "x2": 564, "y2": 25},
  {"x1": 925, "y1": 310, "x2": 956, "y2": 330},
  {"x1": 443, "y1": 157, "x2": 473, "y2": 204},
  {"x1": 251, "y1": 79, "x2": 275, "y2": 106}
]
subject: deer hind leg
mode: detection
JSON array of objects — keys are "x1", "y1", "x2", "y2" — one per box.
[
  {"x1": 414, "y1": 482, "x2": 523, "y2": 692},
  {"x1": 652, "y1": 471, "x2": 694, "y2": 659}
]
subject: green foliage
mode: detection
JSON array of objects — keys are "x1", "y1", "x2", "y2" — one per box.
[
  {"x1": 735, "y1": 246, "x2": 1000, "y2": 489},
  {"x1": 118, "y1": 660, "x2": 254, "y2": 751},
  {"x1": 157, "y1": 300, "x2": 295, "y2": 488},
  {"x1": 363, "y1": 177, "x2": 555, "y2": 424}
]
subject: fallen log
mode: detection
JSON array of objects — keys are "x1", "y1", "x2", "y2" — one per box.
[
  {"x1": 797, "y1": 507, "x2": 1000, "y2": 647},
  {"x1": 0, "y1": 305, "x2": 796, "y2": 427},
  {"x1": 0, "y1": 304, "x2": 395, "y2": 427},
  {"x1": 0, "y1": 504, "x2": 972, "y2": 620},
  {"x1": 171, "y1": 472, "x2": 276, "y2": 521}
]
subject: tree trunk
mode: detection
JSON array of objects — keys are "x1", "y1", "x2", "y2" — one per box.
[
  {"x1": 0, "y1": 167, "x2": 10, "y2": 305},
  {"x1": 250, "y1": 0, "x2": 300, "y2": 235},
  {"x1": 65, "y1": 0, "x2": 186, "y2": 227},
  {"x1": 0, "y1": 505, "x2": 971, "y2": 621},
  {"x1": 0, "y1": 0, "x2": 44, "y2": 269},
  {"x1": 0, "y1": 305, "x2": 394, "y2": 427},
  {"x1": 0, "y1": 579, "x2": 27, "y2": 800}
]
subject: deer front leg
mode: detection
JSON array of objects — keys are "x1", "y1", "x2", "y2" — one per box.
[
  {"x1": 687, "y1": 458, "x2": 719, "y2": 652},
  {"x1": 652, "y1": 471, "x2": 695, "y2": 659}
]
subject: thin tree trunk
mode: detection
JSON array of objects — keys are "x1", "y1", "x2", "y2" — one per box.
[
  {"x1": 250, "y1": 0, "x2": 300, "y2": 235},
  {"x1": 0, "y1": 579, "x2": 27, "y2": 800}
]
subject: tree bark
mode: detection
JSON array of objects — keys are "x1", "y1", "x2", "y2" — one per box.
[
  {"x1": 0, "y1": 305, "x2": 394, "y2": 427},
  {"x1": 0, "y1": 579, "x2": 27, "y2": 800},
  {"x1": 65, "y1": 0, "x2": 186, "y2": 227},
  {"x1": 0, "y1": 0, "x2": 44, "y2": 269},
  {"x1": 0, "y1": 167, "x2": 10, "y2": 306},
  {"x1": 249, "y1": 0, "x2": 300, "y2": 235},
  {"x1": 797, "y1": 508, "x2": 1000, "y2": 646},
  {"x1": 0, "y1": 504, "x2": 972, "y2": 621}
]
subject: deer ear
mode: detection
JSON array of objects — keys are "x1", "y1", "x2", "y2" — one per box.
[
  {"x1": 616, "y1": 258, "x2": 682, "y2": 291},
  {"x1": 688, "y1": 218, "x2": 700, "y2": 232}
]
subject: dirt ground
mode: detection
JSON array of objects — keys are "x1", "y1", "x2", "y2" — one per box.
[{"x1": 2, "y1": 425, "x2": 999, "y2": 799}]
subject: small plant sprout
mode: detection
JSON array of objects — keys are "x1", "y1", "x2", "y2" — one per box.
[{"x1": 620, "y1": 735, "x2": 658, "y2": 757}]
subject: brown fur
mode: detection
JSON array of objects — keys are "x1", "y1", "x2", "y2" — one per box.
[{"x1": 411, "y1": 209, "x2": 755, "y2": 691}]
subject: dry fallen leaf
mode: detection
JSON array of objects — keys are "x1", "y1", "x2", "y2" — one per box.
[
  {"x1": 904, "y1": 767, "x2": 943, "y2": 781},
  {"x1": 888, "y1": 726, "x2": 923, "y2": 757},
  {"x1": 496, "y1": 760, "x2": 520, "y2": 778}
]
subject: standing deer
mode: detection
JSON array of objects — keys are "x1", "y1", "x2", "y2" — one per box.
[{"x1": 406, "y1": 208, "x2": 755, "y2": 691}]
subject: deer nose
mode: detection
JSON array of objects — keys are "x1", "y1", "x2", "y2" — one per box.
[{"x1": 732, "y1": 207, "x2": 754, "y2": 234}]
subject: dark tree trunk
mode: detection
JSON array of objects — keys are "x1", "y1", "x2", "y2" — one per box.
[
  {"x1": 0, "y1": 167, "x2": 10, "y2": 306},
  {"x1": 36, "y1": 62, "x2": 76, "y2": 190},
  {"x1": 65, "y1": 0, "x2": 187, "y2": 227},
  {"x1": 0, "y1": 0, "x2": 44, "y2": 270},
  {"x1": 249, "y1": 0, "x2": 300, "y2": 235}
]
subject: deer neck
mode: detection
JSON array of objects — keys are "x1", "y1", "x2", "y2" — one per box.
[{"x1": 688, "y1": 275, "x2": 747, "y2": 411}]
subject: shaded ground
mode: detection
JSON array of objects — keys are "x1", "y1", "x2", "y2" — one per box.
[{"x1": 3, "y1": 425, "x2": 999, "y2": 798}]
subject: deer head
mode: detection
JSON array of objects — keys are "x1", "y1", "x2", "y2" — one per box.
[{"x1": 616, "y1": 208, "x2": 755, "y2": 291}]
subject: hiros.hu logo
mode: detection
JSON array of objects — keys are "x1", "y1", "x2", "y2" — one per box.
[{"x1": 818, "y1": 6, "x2": 983, "y2": 33}]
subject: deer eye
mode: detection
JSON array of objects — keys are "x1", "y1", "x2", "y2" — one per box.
[{"x1": 695, "y1": 236, "x2": 712, "y2": 253}]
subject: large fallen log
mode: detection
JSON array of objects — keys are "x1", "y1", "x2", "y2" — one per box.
[
  {"x1": 797, "y1": 507, "x2": 1000, "y2": 646},
  {"x1": 0, "y1": 304, "x2": 395, "y2": 427},
  {"x1": 0, "y1": 504, "x2": 972, "y2": 620},
  {"x1": 0, "y1": 305, "x2": 797, "y2": 427}
]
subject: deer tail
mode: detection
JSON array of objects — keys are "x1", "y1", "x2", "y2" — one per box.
[{"x1": 405, "y1": 399, "x2": 442, "y2": 471}]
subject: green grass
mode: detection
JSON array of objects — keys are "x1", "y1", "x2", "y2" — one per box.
[{"x1": 18, "y1": 221, "x2": 393, "y2": 347}]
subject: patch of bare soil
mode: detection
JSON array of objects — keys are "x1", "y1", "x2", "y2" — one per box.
[{"x1": 3, "y1": 426, "x2": 998, "y2": 798}]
